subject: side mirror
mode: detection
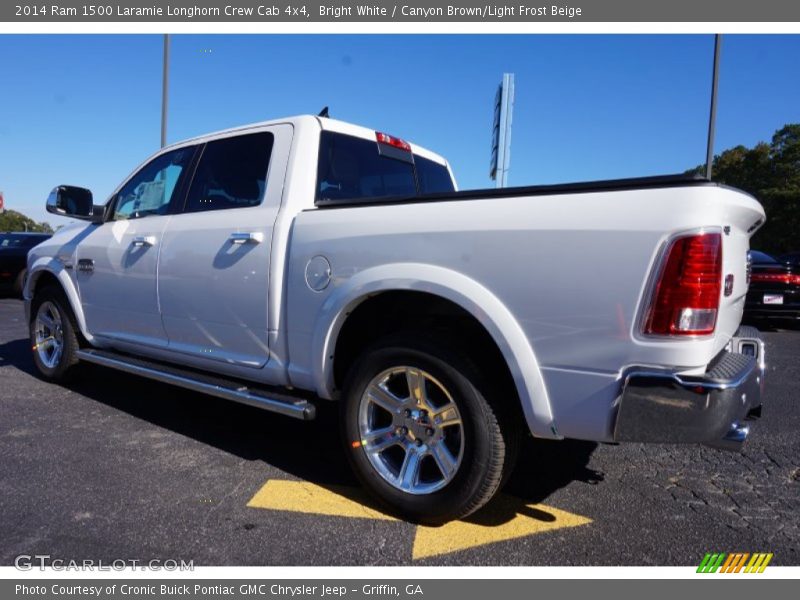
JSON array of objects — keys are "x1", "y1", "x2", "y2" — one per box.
[{"x1": 46, "y1": 186, "x2": 101, "y2": 222}]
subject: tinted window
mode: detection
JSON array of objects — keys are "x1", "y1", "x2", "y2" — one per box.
[
  {"x1": 317, "y1": 132, "x2": 416, "y2": 203},
  {"x1": 316, "y1": 132, "x2": 454, "y2": 204},
  {"x1": 184, "y1": 132, "x2": 273, "y2": 213},
  {"x1": 113, "y1": 146, "x2": 195, "y2": 221},
  {"x1": 416, "y1": 156, "x2": 455, "y2": 194}
]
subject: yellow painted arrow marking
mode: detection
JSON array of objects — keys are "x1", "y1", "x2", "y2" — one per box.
[
  {"x1": 247, "y1": 479, "x2": 592, "y2": 560},
  {"x1": 412, "y1": 494, "x2": 592, "y2": 559},
  {"x1": 247, "y1": 479, "x2": 398, "y2": 521}
]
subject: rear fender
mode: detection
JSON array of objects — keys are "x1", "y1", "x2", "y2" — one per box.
[{"x1": 311, "y1": 262, "x2": 559, "y2": 439}]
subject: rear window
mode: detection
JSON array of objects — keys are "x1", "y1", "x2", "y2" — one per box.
[{"x1": 316, "y1": 131, "x2": 453, "y2": 204}]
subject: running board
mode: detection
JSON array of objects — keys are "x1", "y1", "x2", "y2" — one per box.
[{"x1": 76, "y1": 349, "x2": 315, "y2": 420}]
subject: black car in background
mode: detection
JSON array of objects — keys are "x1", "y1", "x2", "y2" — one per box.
[
  {"x1": 744, "y1": 250, "x2": 800, "y2": 325},
  {"x1": 0, "y1": 232, "x2": 51, "y2": 296},
  {"x1": 779, "y1": 251, "x2": 800, "y2": 268}
]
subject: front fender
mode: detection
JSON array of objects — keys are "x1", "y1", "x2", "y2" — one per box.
[
  {"x1": 25, "y1": 258, "x2": 94, "y2": 344},
  {"x1": 311, "y1": 263, "x2": 559, "y2": 439}
]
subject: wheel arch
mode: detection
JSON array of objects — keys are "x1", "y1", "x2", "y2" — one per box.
[
  {"x1": 310, "y1": 263, "x2": 558, "y2": 439},
  {"x1": 25, "y1": 260, "x2": 94, "y2": 343}
]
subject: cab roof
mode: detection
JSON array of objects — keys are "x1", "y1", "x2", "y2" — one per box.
[{"x1": 165, "y1": 115, "x2": 448, "y2": 166}]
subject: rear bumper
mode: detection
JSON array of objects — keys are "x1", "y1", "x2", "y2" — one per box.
[{"x1": 613, "y1": 326, "x2": 765, "y2": 451}]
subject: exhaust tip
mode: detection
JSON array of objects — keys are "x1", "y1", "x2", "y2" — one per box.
[{"x1": 706, "y1": 422, "x2": 749, "y2": 452}]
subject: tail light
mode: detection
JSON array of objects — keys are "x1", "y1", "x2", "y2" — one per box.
[
  {"x1": 750, "y1": 272, "x2": 800, "y2": 285},
  {"x1": 643, "y1": 232, "x2": 722, "y2": 336}
]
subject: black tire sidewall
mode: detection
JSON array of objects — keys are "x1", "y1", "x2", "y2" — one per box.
[
  {"x1": 29, "y1": 286, "x2": 79, "y2": 381},
  {"x1": 342, "y1": 336, "x2": 505, "y2": 523}
]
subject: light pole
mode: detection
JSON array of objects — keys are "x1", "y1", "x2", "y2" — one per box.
[
  {"x1": 161, "y1": 34, "x2": 170, "y2": 148},
  {"x1": 705, "y1": 34, "x2": 721, "y2": 180}
]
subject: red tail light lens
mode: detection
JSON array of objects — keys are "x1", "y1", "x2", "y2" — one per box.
[
  {"x1": 750, "y1": 272, "x2": 800, "y2": 285},
  {"x1": 644, "y1": 232, "x2": 722, "y2": 336}
]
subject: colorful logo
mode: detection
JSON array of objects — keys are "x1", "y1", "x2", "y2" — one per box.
[{"x1": 697, "y1": 552, "x2": 773, "y2": 573}]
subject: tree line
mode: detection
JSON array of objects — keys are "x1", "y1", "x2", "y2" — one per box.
[
  {"x1": 689, "y1": 123, "x2": 799, "y2": 255},
  {"x1": 0, "y1": 209, "x2": 54, "y2": 233}
]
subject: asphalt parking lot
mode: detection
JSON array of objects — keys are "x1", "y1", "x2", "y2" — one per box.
[{"x1": 0, "y1": 297, "x2": 798, "y2": 566}]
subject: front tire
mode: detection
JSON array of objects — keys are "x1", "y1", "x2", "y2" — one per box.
[
  {"x1": 341, "y1": 333, "x2": 517, "y2": 524},
  {"x1": 30, "y1": 285, "x2": 81, "y2": 382}
]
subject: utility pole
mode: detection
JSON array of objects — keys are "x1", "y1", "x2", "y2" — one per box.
[
  {"x1": 161, "y1": 34, "x2": 170, "y2": 148},
  {"x1": 705, "y1": 34, "x2": 721, "y2": 180}
]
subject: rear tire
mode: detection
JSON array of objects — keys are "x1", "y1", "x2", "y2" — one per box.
[
  {"x1": 341, "y1": 333, "x2": 519, "y2": 524},
  {"x1": 29, "y1": 285, "x2": 81, "y2": 382}
]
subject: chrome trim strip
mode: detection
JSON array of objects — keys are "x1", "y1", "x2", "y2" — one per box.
[{"x1": 76, "y1": 350, "x2": 314, "y2": 420}]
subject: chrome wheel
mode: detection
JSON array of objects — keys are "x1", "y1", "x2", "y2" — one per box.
[
  {"x1": 357, "y1": 366, "x2": 465, "y2": 495},
  {"x1": 34, "y1": 301, "x2": 64, "y2": 370}
]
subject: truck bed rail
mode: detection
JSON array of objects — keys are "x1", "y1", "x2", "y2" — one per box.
[{"x1": 315, "y1": 173, "x2": 717, "y2": 209}]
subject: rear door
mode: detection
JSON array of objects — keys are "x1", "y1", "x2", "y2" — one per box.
[{"x1": 157, "y1": 125, "x2": 292, "y2": 368}]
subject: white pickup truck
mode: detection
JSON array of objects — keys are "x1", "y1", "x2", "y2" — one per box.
[{"x1": 26, "y1": 115, "x2": 767, "y2": 523}]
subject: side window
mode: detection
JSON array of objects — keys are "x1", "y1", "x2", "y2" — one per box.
[
  {"x1": 183, "y1": 132, "x2": 273, "y2": 213},
  {"x1": 113, "y1": 147, "x2": 194, "y2": 221}
]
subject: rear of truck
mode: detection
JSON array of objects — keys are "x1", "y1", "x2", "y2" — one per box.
[
  {"x1": 290, "y1": 121, "x2": 767, "y2": 450},
  {"x1": 610, "y1": 192, "x2": 767, "y2": 451},
  {"x1": 285, "y1": 118, "x2": 767, "y2": 522}
]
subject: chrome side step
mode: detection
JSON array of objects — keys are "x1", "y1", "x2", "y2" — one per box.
[{"x1": 76, "y1": 349, "x2": 315, "y2": 420}]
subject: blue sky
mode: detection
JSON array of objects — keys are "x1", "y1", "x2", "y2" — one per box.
[{"x1": 1, "y1": 34, "x2": 799, "y2": 225}]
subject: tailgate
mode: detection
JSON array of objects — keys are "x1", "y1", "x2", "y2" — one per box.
[{"x1": 714, "y1": 190, "x2": 766, "y2": 346}]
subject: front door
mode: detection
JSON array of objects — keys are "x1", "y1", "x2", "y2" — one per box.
[{"x1": 76, "y1": 145, "x2": 196, "y2": 347}]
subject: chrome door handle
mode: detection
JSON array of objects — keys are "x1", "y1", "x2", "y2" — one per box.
[
  {"x1": 229, "y1": 232, "x2": 264, "y2": 245},
  {"x1": 132, "y1": 235, "x2": 156, "y2": 247}
]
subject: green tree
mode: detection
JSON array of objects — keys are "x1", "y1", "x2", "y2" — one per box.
[
  {"x1": 0, "y1": 209, "x2": 54, "y2": 233},
  {"x1": 690, "y1": 124, "x2": 800, "y2": 255}
]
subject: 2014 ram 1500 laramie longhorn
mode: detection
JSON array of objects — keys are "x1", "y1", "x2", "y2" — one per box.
[{"x1": 26, "y1": 115, "x2": 767, "y2": 523}]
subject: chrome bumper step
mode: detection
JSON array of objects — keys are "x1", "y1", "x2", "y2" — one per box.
[
  {"x1": 613, "y1": 326, "x2": 765, "y2": 451},
  {"x1": 76, "y1": 349, "x2": 316, "y2": 420}
]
